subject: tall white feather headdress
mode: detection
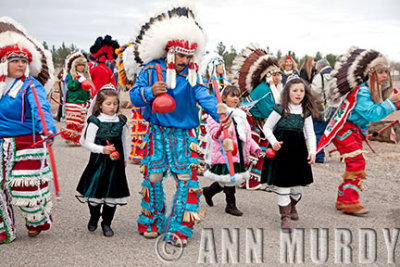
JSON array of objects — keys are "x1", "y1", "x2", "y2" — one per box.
[
  {"x1": 125, "y1": 0, "x2": 206, "y2": 89},
  {"x1": 0, "y1": 16, "x2": 55, "y2": 98}
]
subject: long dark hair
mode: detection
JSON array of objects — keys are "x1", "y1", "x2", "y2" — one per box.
[
  {"x1": 91, "y1": 89, "x2": 120, "y2": 117},
  {"x1": 280, "y1": 77, "x2": 318, "y2": 118}
]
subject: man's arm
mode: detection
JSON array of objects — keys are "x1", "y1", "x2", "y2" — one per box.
[
  {"x1": 129, "y1": 67, "x2": 155, "y2": 107},
  {"x1": 195, "y1": 83, "x2": 220, "y2": 122}
]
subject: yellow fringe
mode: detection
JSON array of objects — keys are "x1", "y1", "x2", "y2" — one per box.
[
  {"x1": 189, "y1": 163, "x2": 200, "y2": 169},
  {"x1": 140, "y1": 165, "x2": 146, "y2": 174},
  {"x1": 139, "y1": 141, "x2": 147, "y2": 150},
  {"x1": 189, "y1": 142, "x2": 201, "y2": 153},
  {"x1": 140, "y1": 187, "x2": 149, "y2": 198},
  {"x1": 141, "y1": 208, "x2": 152, "y2": 216},
  {"x1": 182, "y1": 211, "x2": 204, "y2": 223},
  {"x1": 188, "y1": 188, "x2": 202, "y2": 194}
]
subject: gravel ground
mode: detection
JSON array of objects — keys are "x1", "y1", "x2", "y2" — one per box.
[{"x1": 1, "y1": 108, "x2": 399, "y2": 266}]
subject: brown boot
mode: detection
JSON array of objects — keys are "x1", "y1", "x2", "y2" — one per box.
[
  {"x1": 289, "y1": 196, "x2": 301, "y2": 220},
  {"x1": 279, "y1": 205, "x2": 292, "y2": 230}
]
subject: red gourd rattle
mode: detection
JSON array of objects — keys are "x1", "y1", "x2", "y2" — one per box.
[
  {"x1": 152, "y1": 64, "x2": 176, "y2": 113},
  {"x1": 265, "y1": 148, "x2": 275, "y2": 159},
  {"x1": 107, "y1": 140, "x2": 120, "y2": 161}
]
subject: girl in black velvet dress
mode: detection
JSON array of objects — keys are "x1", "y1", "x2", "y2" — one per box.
[
  {"x1": 262, "y1": 77, "x2": 318, "y2": 229},
  {"x1": 77, "y1": 86, "x2": 130, "y2": 237}
]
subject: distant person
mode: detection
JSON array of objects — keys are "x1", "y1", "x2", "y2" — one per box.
[
  {"x1": 279, "y1": 56, "x2": 299, "y2": 85},
  {"x1": 89, "y1": 35, "x2": 119, "y2": 97},
  {"x1": 299, "y1": 56, "x2": 316, "y2": 84},
  {"x1": 60, "y1": 52, "x2": 92, "y2": 146},
  {"x1": 262, "y1": 76, "x2": 318, "y2": 229},
  {"x1": 77, "y1": 85, "x2": 130, "y2": 237},
  {"x1": 310, "y1": 58, "x2": 334, "y2": 163}
]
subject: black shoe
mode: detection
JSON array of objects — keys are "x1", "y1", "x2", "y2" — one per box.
[
  {"x1": 203, "y1": 182, "x2": 223, "y2": 207},
  {"x1": 101, "y1": 222, "x2": 114, "y2": 237},
  {"x1": 223, "y1": 186, "x2": 243, "y2": 216}
]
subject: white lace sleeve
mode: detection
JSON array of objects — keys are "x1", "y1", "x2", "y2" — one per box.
[
  {"x1": 304, "y1": 116, "x2": 316, "y2": 154},
  {"x1": 83, "y1": 123, "x2": 104, "y2": 154},
  {"x1": 262, "y1": 110, "x2": 282, "y2": 145}
]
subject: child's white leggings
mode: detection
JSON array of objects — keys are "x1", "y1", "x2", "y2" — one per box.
[{"x1": 276, "y1": 186, "x2": 302, "y2": 206}]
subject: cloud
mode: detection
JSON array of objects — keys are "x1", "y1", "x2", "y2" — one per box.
[{"x1": 2, "y1": 0, "x2": 400, "y2": 61}]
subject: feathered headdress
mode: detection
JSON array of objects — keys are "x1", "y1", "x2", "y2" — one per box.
[
  {"x1": 231, "y1": 43, "x2": 280, "y2": 98},
  {"x1": 126, "y1": 0, "x2": 206, "y2": 89},
  {"x1": 0, "y1": 16, "x2": 55, "y2": 98},
  {"x1": 90, "y1": 35, "x2": 120, "y2": 62},
  {"x1": 115, "y1": 43, "x2": 135, "y2": 87},
  {"x1": 62, "y1": 51, "x2": 91, "y2": 82},
  {"x1": 327, "y1": 47, "x2": 391, "y2": 105},
  {"x1": 200, "y1": 53, "x2": 227, "y2": 81}
]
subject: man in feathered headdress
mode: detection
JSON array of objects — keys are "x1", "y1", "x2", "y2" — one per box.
[
  {"x1": 128, "y1": 1, "x2": 228, "y2": 246},
  {"x1": 0, "y1": 17, "x2": 56, "y2": 243},
  {"x1": 89, "y1": 35, "x2": 119, "y2": 97},
  {"x1": 231, "y1": 44, "x2": 283, "y2": 190},
  {"x1": 317, "y1": 47, "x2": 400, "y2": 216}
]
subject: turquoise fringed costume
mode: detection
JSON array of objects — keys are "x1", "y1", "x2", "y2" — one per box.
[
  {"x1": 131, "y1": 62, "x2": 219, "y2": 244},
  {"x1": 127, "y1": 2, "x2": 217, "y2": 245}
]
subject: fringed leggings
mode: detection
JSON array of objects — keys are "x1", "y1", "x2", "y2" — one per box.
[
  {"x1": 0, "y1": 135, "x2": 53, "y2": 244},
  {"x1": 137, "y1": 125, "x2": 202, "y2": 242},
  {"x1": 60, "y1": 102, "x2": 87, "y2": 144},
  {"x1": 332, "y1": 121, "x2": 366, "y2": 213}
]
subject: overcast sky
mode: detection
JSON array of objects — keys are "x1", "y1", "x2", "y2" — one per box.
[{"x1": 3, "y1": 0, "x2": 400, "y2": 62}]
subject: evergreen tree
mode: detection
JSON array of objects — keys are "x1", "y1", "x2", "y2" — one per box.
[
  {"x1": 314, "y1": 51, "x2": 323, "y2": 61},
  {"x1": 326, "y1": 53, "x2": 337, "y2": 68},
  {"x1": 287, "y1": 51, "x2": 298, "y2": 63},
  {"x1": 51, "y1": 42, "x2": 78, "y2": 67},
  {"x1": 276, "y1": 49, "x2": 282, "y2": 60}
]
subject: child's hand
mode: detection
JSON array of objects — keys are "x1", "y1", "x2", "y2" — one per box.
[
  {"x1": 308, "y1": 153, "x2": 316, "y2": 165},
  {"x1": 272, "y1": 141, "x2": 283, "y2": 151},
  {"x1": 103, "y1": 144, "x2": 116, "y2": 154}
]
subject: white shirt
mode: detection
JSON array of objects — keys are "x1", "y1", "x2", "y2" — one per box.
[
  {"x1": 83, "y1": 113, "x2": 128, "y2": 161},
  {"x1": 262, "y1": 103, "x2": 316, "y2": 154}
]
